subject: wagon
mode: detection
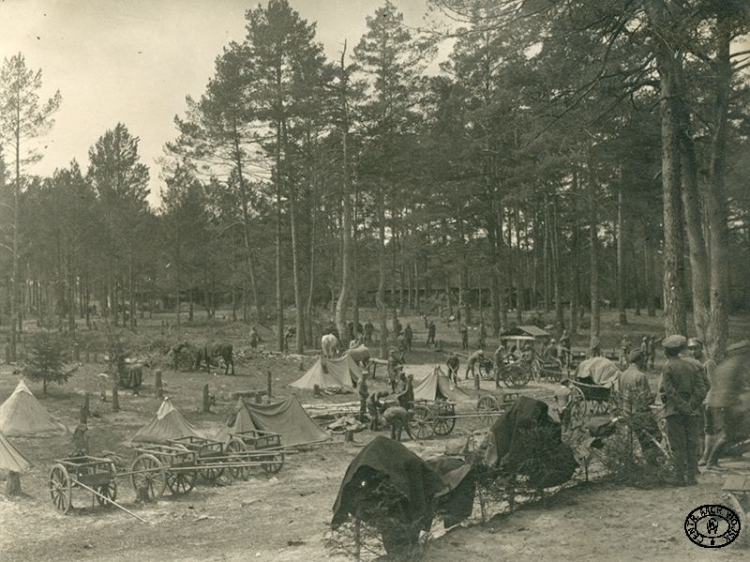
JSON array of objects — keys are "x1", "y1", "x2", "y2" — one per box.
[
  {"x1": 532, "y1": 358, "x2": 564, "y2": 382},
  {"x1": 224, "y1": 429, "x2": 285, "y2": 479},
  {"x1": 130, "y1": 444, "x2": 199, "y2": 501},
  {"x1": 48, "y1": 455, "x2": 118, "y2": 514},
  {"x1": 410, "y1": 400, "x2": 457, "y2": 439},
  {"x1": 567, "y1": 378, "x2": 619, "y2": 424},
  {"x1": 169, "y1": 436, "x2": 226, "y2": 483},
  {"x1": 476, "y1": 392, "x2": 521, "y2": 425}
]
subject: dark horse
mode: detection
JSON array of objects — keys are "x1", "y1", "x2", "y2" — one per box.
[{"x1": 194, "y1": 343, "x2": 235, "y2": 375}]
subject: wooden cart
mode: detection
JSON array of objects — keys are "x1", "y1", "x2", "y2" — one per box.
[
  {"x1": 476, "y1": 392, "x2": 521, "y2": 425},
  {"x1": 169, "y1": 436, "x2": 227, "y2": 483},
  {"x1": 130, "y1": 444, "x2": 198, "y2": 501},
  {"x1": 224, "y1": 429, "x2": 285, "y2": 479},
  {"x1": 48, "y1": 455, "x2": 118, "y2": 514}
]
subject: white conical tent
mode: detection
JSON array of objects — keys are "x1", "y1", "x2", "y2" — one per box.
[
  {"x1": 0, "y1": 430, "x2": 32, "y2": 473},
  {"x1": 290, "y1": 356, "x2": 358, "y2": 392},
  {"x1": 413, "y1": 366, "x2": 472, "y2": 402},
  {"x1": 131, "y1": 397, "x2": 205, "y2": 444},
  {"x1": 0, "y1": 380, "x2": 67, "y2": 436}
]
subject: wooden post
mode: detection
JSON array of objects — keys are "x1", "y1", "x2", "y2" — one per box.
[
  {"x1": 313, "y1": 384, "x2": 321, "y2": 397},
  {"x1": 254, "y1": 392, "x2": 262, "y2": 404},
  {"x1": 474, "y1": 373, "x2": 480, "y2": 390},
  {"x1": 203, "y1": 384, "x2": 211, "y2": 413},
  {"x1": 155, "y1": 370, "x2": 163, "y2": 398},
  {"x1": 267, "y1": 370, "x2": 272, "y2": 398},
  {"x1": 5, "y1": 471, "x2": 21, "y2": 496},
  {"x1": 345, "y1": 429, "x2": 354, "y2": 443},
  {"x1": 81, "y1": 393, "x2": 90, "y2": 422},
  {"x1": 112, "y1": 382, "x2": 119, "y2": 412}
]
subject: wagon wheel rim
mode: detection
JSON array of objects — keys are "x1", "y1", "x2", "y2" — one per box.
[
  {"x1": 261, "y1": 452, "x2": 284, "y2": 474},
  {"x1": 199, "y1": 463, "x2": 225, "y2": 483},
  {"x1": 433, "y1": 415, "x2": 456, "y2": 435},
  {"x1": 166, "y1": 470, "x2": 196, "y2": 495},
  {"x1": 411, "y1": 406, "x2": 435, "y2": 439},
  {"x1": 225, "y1": 438, "x2": 248, "y2": 480},
  {"x1": 608, "y1": 390, "x2": 622, "y2": 415},
  {"x1": 131, "y1": 453, "x2": 166, "y2": 501},
  {"x1": 477, "y1": 395, "x2": 499, "y2": 425},
  {"x1": 49, "y1": 464, "x2": 72, "y2": 514},
  {"x1": 568, "y1": 385, "x2": 587, "y2": 426},
  {"x1": 590, "y1": 399, "x2": 609, "y2": 415},
  {"x1": 96, "y1": 463, "x2": 118, "y2": 506},
  {"x1": 531, "y1": 359, "x2": 541, "y2": 380},
  {"x1": 507, "y1": 365, "x2": 531, "y2": 387}
]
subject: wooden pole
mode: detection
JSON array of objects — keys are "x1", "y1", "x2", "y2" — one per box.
[
  {"x1": 81, "y1": 393, "x2": 90, "y2": 422},
  {"x1": 267, "y1": 370, "x2": 272, "y2": 398},
  {"x1": 203, "y1": 384, "x2": 211, "y2": 413},
  {"x1": 112, "y1": 382, "x2": 119, "y2": 412},
  {"x1": 155, "y1": 370, "x2": 163, "y2": 398},
  {"x1": 73, "y1": 479, "x2": 148, "y2": 524}
]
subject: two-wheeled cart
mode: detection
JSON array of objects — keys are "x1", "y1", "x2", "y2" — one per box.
[
  {"x1": 224, "y1": 429, "x2": 285, "y2": 479},
  {"x1": 49, "y1": 455, "x2": 119, "y2": 514}
]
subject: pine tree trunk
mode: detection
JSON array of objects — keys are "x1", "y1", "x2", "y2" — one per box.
[{"x1": 617, "y1": 184, "x2": 628, "y2": 325}]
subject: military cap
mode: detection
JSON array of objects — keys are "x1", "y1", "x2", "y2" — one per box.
[
  {"x1": 629, "y1": 349, "x2": 644, "y2": 363},
  {"x1": 662, "y1": 334, "x2": 687, "y2": 350},
  {"x1": 687, "y1": 337, "x2": 703, "y2": 348}
]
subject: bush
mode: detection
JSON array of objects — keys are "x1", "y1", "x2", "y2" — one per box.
[{"x1": 25, "y1": 331, "x2": 72, "y2": 394}]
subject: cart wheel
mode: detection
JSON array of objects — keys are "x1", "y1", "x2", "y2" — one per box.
[
  {"x1": 411, "y1": 406, "x2": 435, "y2": 439},
  {"x1": 49, "y1": 463, "x2": 73, "y2": 514},
  {"x1": 166, "y1": 470, "x2": 196, "y2": 495},
  {"x1": 568, "y1": 385, "x2": 587, "y2": 426},
  {"x1": 433, "y1": 404, "x2": 456, "y2": 436},
  {"x1": 607, "y1": 390, "x2": 621, "y2": 415},
  {"x1": 480, "y1": 360, "x2": 494, "y2": 381},
  {"x1": 477, "y1": 395, "x2": 500, "y2": 425},
  {"x1": 131, "y1": 453, "x2": 166, "y2": 501},
  {"x1": 199, "y1": 463, "x2": 225, "y2": 483},
  {"x1": 261, "y1": 453, "x2": 284, "y2": 474},
  {"x1": 590, "y1": 399, "x2": 609, "y2": 415},
  {"x1": 506, "y1": 364, "x2": 532, "y2": 387},
  {"x1": 96, "y1": 463, "x2": 118, "y2": 506},
  {"x1": 531, "y1": 359, "x2": 541, "y2": 380},
  {"x1": 225, "y1": 438, "x2": 248, "y2": 480},
  {"x1": 549, "y1": 366, "x2": 563, "y2": 382}
]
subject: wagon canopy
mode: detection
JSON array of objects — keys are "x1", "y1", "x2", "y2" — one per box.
[
  {"x1": 216, "y1": 395, "x2": 329, "y2": 447},
  {"x1": 499, "y1": 325, "x2": 551, "y2": 339},
  {"x1": 289, "y1": 356, "x2": 360, "y2": 393},
  {"x1": 0, "y1": 430, "x2": 32, "y2": 473},
  {"x1": 574, "y1": 357, "x2": 621, "y2": 386},
  {"x1": 131, "y1": 397, "x2": 205, "y2": 444},
  {"x1": 0, "y1": 380, "x2": 67, "y2": 436},
  {"x1": 413, "y1": 367, "x2": 472, "y2": 402}
]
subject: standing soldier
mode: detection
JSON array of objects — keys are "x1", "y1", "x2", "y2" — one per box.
[
  {"x1": 659, "y1": 335, "x2": 707, "y2": 486},
  {"x1": 465, "y1": 349, "x2": 484, "y2": 380},
  {"x1": 404, "y1": 324, "x2": 413, "y2": 351},
  {"x1": 460, "y1": 325, "x2": 469, "y2": 350},
  {"x1": 387, "y1": 350, "x2": 403, "y2": 392},
  {"x1": 364, "y1": 320, "x2": 374, "y2": 345},
  {"x1": 688, "y1": 338, "x2": 716, "y2": 468},
  {"x1": 648, "y1": 336, "x2": 658, "y2": 370},
  {"x1": 249, "y1": 326, "x2": 261, "y2": 349},
  {"x1": 620, "y1": 336, "x2": 631, "y2": 366},
  {"x1": 559, "y1": 329, "x2": 571, "y2": 367},
  {"x1": 619, "y1": 350, "x2": 660, "y2": 465},
  {"x1": 478, "y1": 322, "x2": 487, "y2": 349},
  {"x1": 446, "y1": 352, "x2": 460, "y2": 385},
  {"x1": 427, "y1": 321, "x2": 437, "y2": 348}
]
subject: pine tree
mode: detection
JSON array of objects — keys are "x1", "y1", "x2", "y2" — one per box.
[{"x1": 25, "y1": 331, "x2": 70, "y2": 394}]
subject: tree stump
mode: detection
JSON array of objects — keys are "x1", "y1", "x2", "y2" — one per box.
[
  {"x1": 112, "y1": 382, "x2": 120, "y2": 412},
  {"x1": 5, "y1": 471, "x2": 21, "y2": 496},
  {"x1": 155, "y1": 370, "x2": 163, "y2": 398},
  {"x1": 81, "y1": 393, "x2": 90, "y2": 422},
  {"x1": 202, "y1": 384, "x2": 211, "y2": 413}
]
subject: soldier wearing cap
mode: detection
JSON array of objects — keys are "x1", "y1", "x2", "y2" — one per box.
[
  {"x1": 465, "y1": 349, "x2": 485, "y2": 380},
  {"x1": 658, "y1": 334, "x2": 707, "y2": 486},
  {"x1": 619, "y1": 349, "x2": 660, "y2": 464},
  {"x1": 687, "y1": 337, "x2": 716, "y2": 469}
]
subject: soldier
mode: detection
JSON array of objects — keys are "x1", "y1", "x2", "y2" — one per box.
[
  {"x1": 397, "y1": 373, "x2": 414, "y2": 410},
  {"x1": 383, "y1": 405, "x2": 415, "y2": 441},
  {"x1": 478, "y1": 322, "x2": 487, "y2": 349},
  {"x1": 554, "y1": 379, "x2": 573, "y2": 431},
  {"x1": 387, "y1": 351, "x2": 403, "y2": 392},
  {"x1": 659, "y1": 335, "x2": 707, "y2": 486},
  {"x1": 427, "y1": 321, "x2": 437, "y2": 347},
  {"x1": 364, "y1": 320, "x2": 374, "y2": 345},
  {"x1": 367, "y1": 391, "x2": 387, "y2": 431},
  {"x1": 648, "y1": 335, "x2": 659, "y2": 370},
  {"x1": 404, "y1": 324, "x2": 413, "y2": 351},
  {"x1": 249, "y1": 326, "x2": 261, "y2": 349},
  {"x1": 619, "y1": 349, "x2": 660, "y2": 464},
  {"x1": 544, "y1": 339, "x2": 559, "y2": 361},
  {"x1": 460, "y1": 325, "x2": 469, "y2": 350},
  {"x1": 465, "y1": 349, "x2": 484, "y2": 380},
  {"x1": 620, "y1": 336, "x2": 631, "y2": 366},
  {"x1": 446, "y1": 352, "x2": 460, "y2": 385}
]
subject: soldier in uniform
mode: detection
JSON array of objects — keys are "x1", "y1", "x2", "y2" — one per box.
[
  {"x1": 460, "y1": 325, "x2": 469, "y2": 350},
  {"x1": 619, "y1": 349, "x2": 660, "y2": 464},
  {"x1": 659, "y1": 335, "x2": 707, "y2": 486},
  {"x1": 446, "y1": 352, "x2": 460, "y2": 384},
  {"x1": 465, "y1": 349, "x2": 484, "y2": 380}
]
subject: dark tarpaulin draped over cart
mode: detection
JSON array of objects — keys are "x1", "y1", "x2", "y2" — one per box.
[
  {"x1": 237, "y1": 395, "x2": 329, "y2": 447},
  {"x1": 484, "y1": 396, "x2": 578, "y2": 489},
  {"x1": 425, "y1": 455, "x2": 476, "y2": 528}
]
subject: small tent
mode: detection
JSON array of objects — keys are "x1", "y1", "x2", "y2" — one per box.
[
  {"x1": 290, "y1": 356, "x2": 359, "y2": 392},
  {"x1": 131, "y1": 397, "x2": 204, "y2": 444},
  {"x1": 413, "y1": 367, "x2": 472, "y2": 402},
  {"x1": 0, "y1": 430, "x2": 32, "y2": 473},
  {"x1": 216, "y1": 395, "x2": 329, "y2": 447},
  {"x1": 0, "y1": 380, "x2": 67, "y2": 436},
  {"x1": 575, "y1": 357, "x2": 621, "y2": 387}
]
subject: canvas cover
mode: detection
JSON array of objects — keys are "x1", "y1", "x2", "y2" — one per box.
[
  {"x1": 216, "y1": 395, "x2": 329, "y2": 447},
  {"x1": 0, "y1": 430, "x2": 32, "y2": 473},
  {"x1": 425, "y1": 456, "x2": 476, "y2": 528},
  {"x1": 290, "y1": 356, "x2": 359, "y2": 392},
  {"x1": 484, "y1": 396, "x2": 578, "y2": 489},
  {"x1": 131, "y1": 397, "x2": 204, "y2": 444},
  {"x1": 575, "y1": 357, "x2": 621, "y2": 386},
  {"x1": 413, "y1": 366, "x2": 472, "y2": 402},
  {"x1": 332, "y1": 436, "x2": 446, "y2": 531},
  {"x1": 0, "y1": 380, "x2": 67, "y2": 436}
]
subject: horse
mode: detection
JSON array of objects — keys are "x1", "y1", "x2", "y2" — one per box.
[
  {"x1": 321, "y1": 334, "x2": 341, "y2": 358},
  {"x1": 195, "y1": 343, "x2": 235, "y2": 375}
]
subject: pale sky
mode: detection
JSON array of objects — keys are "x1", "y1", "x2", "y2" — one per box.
[{"x1": 0, "y1": 0, "x2": 438, "y2": 207}]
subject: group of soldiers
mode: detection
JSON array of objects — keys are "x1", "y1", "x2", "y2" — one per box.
[{"x1": 358, "y1": 360, "x2": 416, "y2": 442}]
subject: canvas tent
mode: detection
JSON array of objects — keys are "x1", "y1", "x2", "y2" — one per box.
[
  {"x1": 290, "y1": 355, "x2": 360, "y2": 392},
  {"x1": 413, "y1": 367, "x2": 472, "y2": 402},
  {"x1": 0, "y1": 430, "x2": 32, "y2": 473},
  {"x1": 0, "y1": 380, "x2": 67, "y2": 436},
  {"x1": 131, "y1": 397, "x2": 204, "y2": 444},
  {"x1": 216, "y1": 395, "x2": 329, "y2": 447},
  {"x1": 575, "y1": 357, "x2": 620, "y2": 387}
]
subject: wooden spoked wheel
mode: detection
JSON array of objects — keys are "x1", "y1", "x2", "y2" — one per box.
[
  {"x1": 568, "y1": 385, "x2": 587, "y2": 426},
  {"x1": 96, "y1": 463, "x2": 118, "y2": 506},
  {"x1": 411, "y1": 405, "x2": 435, "y2": 439},
  {"x1": 477, "y1": 395, "x2": 500, "y2": 426},
  {"x1": 261, "y1": 453, "x2": 284, "y2": 474},
  {"x1": 590, "y1": 399, "x2": 609, "y2": 415},
  {"x1": 131, "y1": 453, "x2": 166, "y2": 501},
  {"x1": 506, "y1": 364, "x2": 532, "y2": 387},
  {"x1": 49, "y1": 463, "x2": 73, "y2": 514},
  {"x1": 433, "y1": 404, "x2": 456, "y2": 436},
  {"x1": 225, "y1": 438, "x2": 248, "y2": 480},
  {"x1": 199, "y1": 463, "x2": 225, "y2": 483},
  {"x1": 166, "y1": 469, "x2": 196, "y2": 495}
]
